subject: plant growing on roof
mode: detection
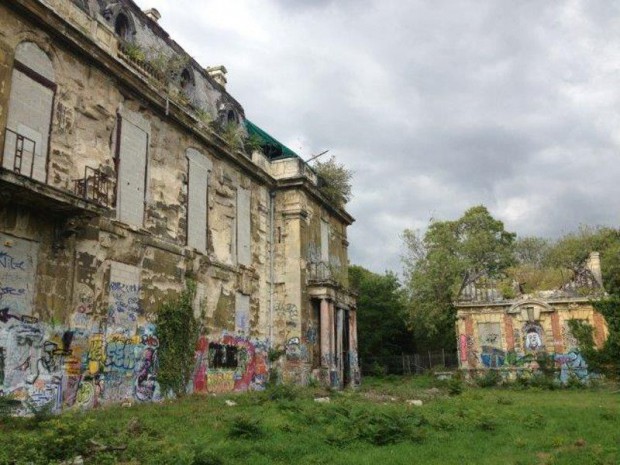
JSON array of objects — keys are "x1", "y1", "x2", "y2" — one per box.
[
  {"x1": 146, "y1": 46, "x2": 190, "y2": 86},
  {"x1": 221, "y1": 122, "x2": 243, "y2": 151},
  {"x1": 194, "y1": 107, "x2": 213, "y2": 126},
  {"x1": 244, "y1": 133, "x2": 264, "y2": 154},
  {"x1": 313, "y1": 156, "x2": 353, "y2": 208},
  {"x1": 122, "y1": 41, "x2": 146, "y2": 62}
]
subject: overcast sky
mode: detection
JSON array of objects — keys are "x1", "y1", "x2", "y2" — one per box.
[{"x1": 135, "y1": 0, "x2": 620, "y2": 274}]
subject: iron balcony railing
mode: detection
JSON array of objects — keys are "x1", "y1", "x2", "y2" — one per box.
[
  {"x1": 307, "y1": 261, "x2": 334, "y2": 282},
  {"x1": 2, "y1": 128, "x2": 38, "y2": 178},
  {"x1": 73, "y1": 166, "x2": 113, "y2": 207}
]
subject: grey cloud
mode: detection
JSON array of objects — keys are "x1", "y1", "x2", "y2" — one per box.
[{"x1": 136, "y1": 0, "x2": 620, "y2": 273}]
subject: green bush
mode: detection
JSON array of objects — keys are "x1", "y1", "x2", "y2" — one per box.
[
  {"x1": 476, "y1": 370, "x2": 502, "y2": 388},
  {"x1": 267, "y1": 383, "x2": 299, "y2": 401},
  {"x1": 352, "y1": 409, "x2": 422, "y2": 446},
  {"x1": 228, "y1": 414, "x2": 264, "y2": 439},
  {"x1": 448, "y1": 377, "x2": 464, "y2": 395}
]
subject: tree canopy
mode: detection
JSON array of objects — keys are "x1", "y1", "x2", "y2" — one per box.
[
  {"x1": 349, "y1": 265, "x2": 413, "y2": 361},
  {"x1": 402, "y1": 205, "x2": 516, "y2": 350}
]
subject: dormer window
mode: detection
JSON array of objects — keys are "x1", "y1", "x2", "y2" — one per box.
[
  {"x1": 114, "y1": 14, "x2": 131, "y2": 41},
  {"x1": 180, "y1": 68, "x2": 192, "y2": 91}
]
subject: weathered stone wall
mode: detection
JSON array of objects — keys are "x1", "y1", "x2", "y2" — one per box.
[
  {"x1": 456, "y1": 300, "x2": 608, "y2": 382},
  {"x1": 0, "y1": 0, "x2": 357, "y2": 413},
  {"x1": 0, "y1": 2, "x2": 275, "y2": 411}
]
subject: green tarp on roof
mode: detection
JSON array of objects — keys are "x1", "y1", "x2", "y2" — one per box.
[{"x1": 245, "y1": 119, "x2": 299, "y2": 160}]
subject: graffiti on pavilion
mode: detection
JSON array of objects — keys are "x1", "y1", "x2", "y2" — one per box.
[
  {"x1": 456, "y1": 252, "x2": 609, "y2": 381},
  {"x1": 0, "y1": 0, "x2": 358, "y2": 414}
]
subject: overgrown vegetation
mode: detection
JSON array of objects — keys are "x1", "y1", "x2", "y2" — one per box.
[
  {"x1": 156, "y1": 282, "x2": 200, "y2": 397},
  {"x1": 402, "y1": 205, "x2": 516, "y2": 351},
  {"x1": 401, "y1": 205, "x2": 620, "y2": 353},
  {"x1": 1, "y1": 376, "x2": 617, "y2": 464},
  {"x1": 348, "y1": 265, "x2": 414, "y2": 365},
  {"x1": 569, "y1": 297, "x2": 620, "y2": 379},
  {"x1": 313, "y1": 156, "x2": 353, "y2": 208}
]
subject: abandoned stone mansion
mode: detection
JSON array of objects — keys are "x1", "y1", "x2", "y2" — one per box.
[
  {"x1": 0, "y1": 0, "x2": 358, "y2": 412},
  {"x1": 456, "y1": 252, "x2": 609, "y2": 381}
]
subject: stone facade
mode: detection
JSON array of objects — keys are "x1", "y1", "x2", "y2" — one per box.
[
  {"x1": 456, "y1": 253, "x2": 608, "y2": 382},
  {"x1": 0, "y1": 0, "x2": 358, "y2": 414}
]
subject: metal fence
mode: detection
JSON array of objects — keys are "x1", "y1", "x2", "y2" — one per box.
[{"x1": 361, "y1": 350, "x2": 459, "y2": 376}]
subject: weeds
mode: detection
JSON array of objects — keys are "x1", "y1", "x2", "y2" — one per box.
[{"x1": 228, "y1": 414, "x2": 264, "y2": 439}]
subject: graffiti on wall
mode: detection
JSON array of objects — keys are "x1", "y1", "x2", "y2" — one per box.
[
  {"x1": 523, "y1": 322, "x2": 545, "y2": 352},
  {"x1": 0, "y1": 259, "x2": 170, "y2": 415},
  {"x1": 0, "y1": 234, "x2": 38, "y2": 316},
  {"x1": 196, "y1": 333, "x2": 268, "y2": 394}
]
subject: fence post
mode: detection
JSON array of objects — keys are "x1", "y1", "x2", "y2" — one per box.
[
  {"x1": 442, "y1": 349, "x2": 446, "y2": 368},
  {"x1": 428, "y1": 351, "x2": 432, "y2": 369}
]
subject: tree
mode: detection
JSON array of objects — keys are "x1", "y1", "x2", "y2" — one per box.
[
  {"x1": 313, "y1": 156, "x2": 353, "y2": 208},
  {"x1": 402, "y1": 206, "x2": 516, "y2": 350},
  {"x1": 544, "y1": 226, "x2": 620, "y2": 294},
  {"x1": 514, "y1": 236, "x2": 551, "y2": 267},
  {"x1": 348, "y1": 266, "x2": 413, "y2": 362}
]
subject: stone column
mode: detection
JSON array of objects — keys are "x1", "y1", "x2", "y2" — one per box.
[
  {"x1": 550, "y1": 311, "x2": 563, "y2": 354},
  {"x1": 320, "y1": 298, "x2": 331, "y2": 370},
  {"x1": 328, "y1": 300, "x2": 337, "y2": 386},
  {"x1": 336, "y1": 307, "x2": 344, "y2": 388},
  {"x1": 464, "y1": 315, "x2": 477, "y2": 368},
  {"x1": 503, "y1": 314, "x2": 515, "y2": 351},
  {"x1": 593, "y1": 311, "x2": 607, "y2": 348},
  {"x1": 349, "y1": 310, "x2": 359, "y2": 386}
]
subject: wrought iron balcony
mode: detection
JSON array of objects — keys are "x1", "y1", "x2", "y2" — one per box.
[
  {"x1": 307, "y1": 261, "x2": 336, "y2": 283},
  {"x1": 1, "y1": 128, "x2": 111, "y2": 217},
  {"x1": 73, "y1": 166, "x2": 113, "y2": 208},
  {"x1": 2, "y1": 128, "x2": 40, "y2": 180}
]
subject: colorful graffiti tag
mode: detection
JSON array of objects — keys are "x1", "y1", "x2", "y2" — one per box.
[{"x1": 195, "y1": 333, "x2": 268, "y2": 394}]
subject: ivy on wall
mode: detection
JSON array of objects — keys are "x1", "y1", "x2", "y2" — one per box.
[
  {"x1": 156, "y1": 281, "x2": 199, "y2": 397},
  {"x1": 593, "y1": 297, "x2": 620, "y2": 379},
  {"x1": 569, "y1": 296, "x2": 620, "y2": 379}
]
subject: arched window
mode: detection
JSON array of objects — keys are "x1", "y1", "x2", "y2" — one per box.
[
  {"x1": 180, "y1": 68, "x2": 192, "y2": 91},
  {"x1": 114, "y1": 14, "x2": 131, "y2": 41},
  {"x1": 227, "y1": 110, "x2": 237, "y2": 124},
  {"x1": 3, "y1": 42, "x2": 55, "y2": 182}
]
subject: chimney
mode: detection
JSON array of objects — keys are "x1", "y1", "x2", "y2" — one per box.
[
  {"x1": 206, "y1": 65, "x2": 228, "y2": 88},
  {"x1": 143, "y1": 8, "x2": 161, "y2": 22},
  {"x1": 586, "y1": 251, "x2": 603, "y2": 287}
]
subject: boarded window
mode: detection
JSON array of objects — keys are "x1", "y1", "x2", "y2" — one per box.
[
  {"x1": 478, "y1": 322, "x2": 502, "y2": 348},
  {"x1": 186, "y1": 149, "x2": 211, "y2": 252},
  {"x1": 4, "y1": 42, "x2": 55, "y2": 182},
  {"x1": 108, "y1": 262, "x2": 141, "y2": 333},
  {"x1": 320, "y1": 219, "x2": 329, "y2": 263},
  {"x1": 235, "y1": 293, "x2": 250, "y2": 334},
  {"x1": 236, "y1": 187, "x2": 251, "y2": 266},
  {"x1": 0, "y1": 233, "x2": 39, "y2": 316},
  {"x1": 117, "y1": 117, "x2": 148, "y2": 226}
]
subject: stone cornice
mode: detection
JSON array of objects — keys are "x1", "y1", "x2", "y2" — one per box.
[{"x1": 7, "y1": 0, "x2": 274, "y2": 187}]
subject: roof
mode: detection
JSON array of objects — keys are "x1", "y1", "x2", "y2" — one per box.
[{"x1": 244, "y1": 120, "x2": 300, "y2": 160}]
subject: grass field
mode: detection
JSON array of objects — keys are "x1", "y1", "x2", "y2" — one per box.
[{"x1": 1, "y1": 376, "x2": 619, "y2": 465}]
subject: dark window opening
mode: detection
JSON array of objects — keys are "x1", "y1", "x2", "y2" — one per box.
[
  {"x1": 227, "y1": 110, "x2": 236, "y2": 124},
  {"x1": 180, "y1": 68, "x2": 192, "y2": 91},
  {"x1": 115, "y1": 14, "x2": 130, "y2": 41},
  {"x1": 208, "y1": 343, "x2": 239, "y2": 369}
]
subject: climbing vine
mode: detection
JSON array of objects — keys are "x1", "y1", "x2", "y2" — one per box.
[
  {"x1": 156, "y1": 281, "x2": 199, "y2": 397},
  {"x1": 593, "y1": 296, "x2": 620, "y2": 379},
  {"x1": 567, "y1": 319, "x2": 601, "y2": 373}
]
